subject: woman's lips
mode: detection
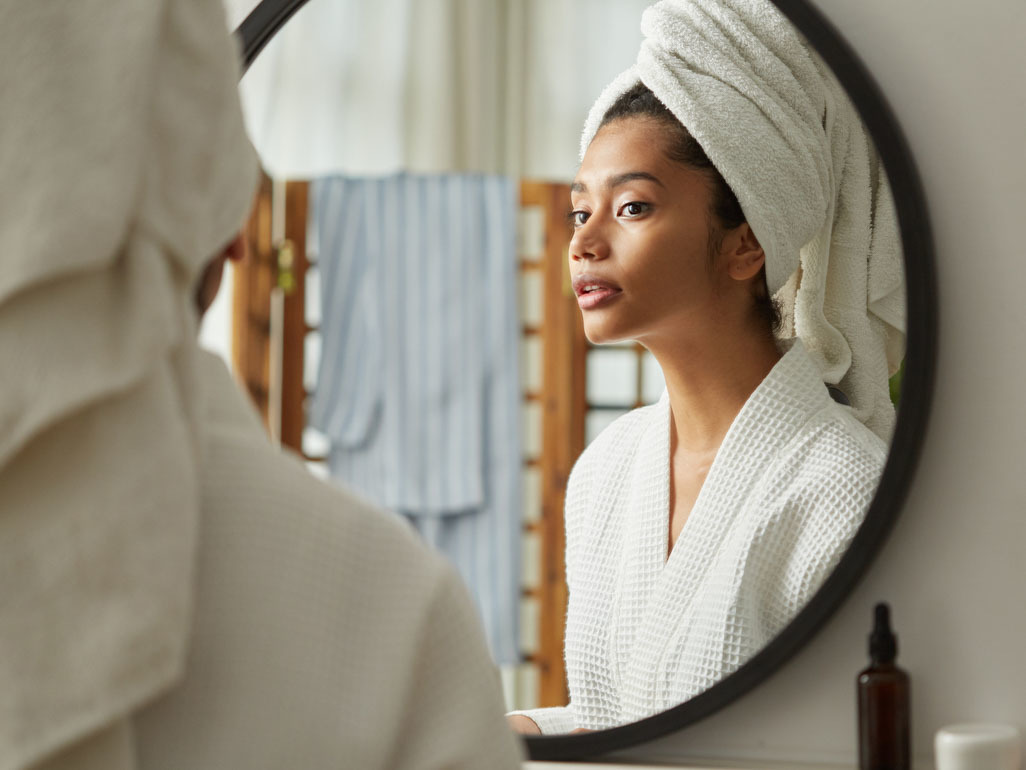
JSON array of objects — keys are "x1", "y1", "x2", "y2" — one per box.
[
  {"x1": 577, "y1": 286, "x2": 622, "y2": 310},
  {"x1": 573, "y1": 275, "x2": 622, "y2": 310}
]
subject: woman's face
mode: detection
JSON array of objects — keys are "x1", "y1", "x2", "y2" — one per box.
[{"x1": 569, "y1": 116, "x2": 732, "y2": 346}]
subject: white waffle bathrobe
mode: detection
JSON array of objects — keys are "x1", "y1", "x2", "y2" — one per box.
[
  {"x1": 129, "y1": 353, "x2": 524, "y2": 770},
  {"x1": 514, "y1": 341, "x2": 887, "y2": 733}
]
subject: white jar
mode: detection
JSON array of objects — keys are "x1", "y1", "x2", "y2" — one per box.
[{"x1": 935, "y1": 723, "x2": 1021, "y2": 770}]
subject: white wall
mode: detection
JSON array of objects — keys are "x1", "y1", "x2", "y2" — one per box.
[{"x1": 610, "y1": 0, "x2": 1026, "y2": 767}]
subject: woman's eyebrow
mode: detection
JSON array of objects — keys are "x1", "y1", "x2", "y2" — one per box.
[
  {"x1": 609, "y1": 171, "x2": 665, "y2": 189},
  {"x1": 570, "y1": 171, "x2": 665, "y2": 195}
]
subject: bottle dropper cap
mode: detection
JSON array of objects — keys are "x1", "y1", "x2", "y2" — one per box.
[{"x1": 869, "y1": 602, "x2": 898, "y2": 663}]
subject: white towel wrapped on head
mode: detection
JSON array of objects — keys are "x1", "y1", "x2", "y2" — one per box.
[
  {"x1": 0, "y1": 2, "x2": 258, "y2": 767},
  {"x1": 581, "y1": 0, "x2": 905, "y2": 441}
]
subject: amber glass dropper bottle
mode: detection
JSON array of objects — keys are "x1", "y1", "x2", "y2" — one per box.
[{"x1": 857, "y1": 603, "x2": 910, "y2": 770}]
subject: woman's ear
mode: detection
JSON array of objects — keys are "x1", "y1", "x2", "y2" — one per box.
[
  {"x1": 724, "y1": 223, "x2": 765, "y2": 282},
  {"x1": 223, "y1": 230, "x2": 247, "y2": 262},
  {"x1": 194, "y1": 231, "x2": 247, "y2": 317}
]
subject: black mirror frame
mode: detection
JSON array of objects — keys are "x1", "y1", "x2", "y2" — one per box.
[{"x1": 235, "y1": 0, "x2": 937, "y2": 761}]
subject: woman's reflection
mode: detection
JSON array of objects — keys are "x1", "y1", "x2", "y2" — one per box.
[{"x1": 509, "y1": 0, "x2": 904, "y2": 735}]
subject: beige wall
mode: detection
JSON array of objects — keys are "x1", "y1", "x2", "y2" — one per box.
[{"x1": 611, "y1": 0, "x2": 1026, "y2": 767}]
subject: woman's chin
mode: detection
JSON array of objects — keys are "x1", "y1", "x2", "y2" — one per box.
[{"x1": 583, "y1": 322, "x2": 631, "y2": 346}]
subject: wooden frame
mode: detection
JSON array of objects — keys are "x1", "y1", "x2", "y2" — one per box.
[{"x1": 231, "y1": 177, "x2": 310, "y2": 454}]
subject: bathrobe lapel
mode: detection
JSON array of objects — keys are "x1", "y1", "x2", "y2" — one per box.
[
  {"x1": 608, "y1": 393, "x2": 671, "y2": 702},
  {"x1": 614, "y1": 342, "x2": 833, "y2": 721}
]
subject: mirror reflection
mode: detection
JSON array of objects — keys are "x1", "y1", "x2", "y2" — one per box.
[{"x1": 211, "y1": 0, "x2": 906, "y2": 736}]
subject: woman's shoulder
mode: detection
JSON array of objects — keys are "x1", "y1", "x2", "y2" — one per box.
[
  {"x1": 806, "y1": 401, "x2": 890, "y2": 468},
  {"x1": 766, "y1": 400, "x2": 889, "y2": 515}
]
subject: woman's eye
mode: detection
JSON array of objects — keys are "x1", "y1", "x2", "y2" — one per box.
[
  {"x1": 619, "y1": 201, "x2": 649, "y2": 217},
  {"x1": 569, "y1": 209, "x2": 590, "y2": 228}
]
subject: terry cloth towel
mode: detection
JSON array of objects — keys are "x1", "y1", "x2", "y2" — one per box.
[
  {"x1": 581, "y1": 0, "x2": 906, "y2": 441},
  {"x1": 0, "y1": 1, "x2": 258, "y2": 768},
  {"x1": 310, "y1": 173, "x2": 522, "y2": 664}
]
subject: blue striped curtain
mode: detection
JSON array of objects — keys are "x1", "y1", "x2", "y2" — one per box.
[{"x1": 310, "y1": 174, "x2": 522, "y2": 664}]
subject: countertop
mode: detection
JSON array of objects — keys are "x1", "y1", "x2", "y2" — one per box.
[{"x1": 524, "y1": 761, "x2": 854, "y2": 769}]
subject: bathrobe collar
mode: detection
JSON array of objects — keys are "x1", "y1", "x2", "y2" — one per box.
[{"x1": 611, "y1": 339, "x2": 834, "y2": 717}]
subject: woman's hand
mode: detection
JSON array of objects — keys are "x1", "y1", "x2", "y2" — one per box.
[{"x1": 506, "y1": 715, "x2": 541, "y2": 735}]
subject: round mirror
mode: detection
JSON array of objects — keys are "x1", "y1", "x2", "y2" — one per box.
[{"x1": 217, "y1": 0, "x2": 936, "y2": 760}]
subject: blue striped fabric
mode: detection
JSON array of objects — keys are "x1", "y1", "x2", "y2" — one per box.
[{"x1": 310, "y1": 173, "x2": 522, "y2": 664}]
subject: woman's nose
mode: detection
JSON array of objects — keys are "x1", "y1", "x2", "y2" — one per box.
[{"x1": 569, "y1": 217, "x2": 609, "y2": 262}]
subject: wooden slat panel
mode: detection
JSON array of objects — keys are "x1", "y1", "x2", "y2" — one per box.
[
  {"x1": 535, "y1": 181, "x2": 585, "y2": 708},
  {"x1": 519, "y1": 180, "x2": 553, "y2": 208},
  {"x1": 279, "y1": 181, "x2": 309, "y2": 454},
  {"x1": 586, "y1": 401, "x2": 640, "y2": 411},
  {"x1": 232, "y1": 174, "x2": 274, "y2": 428},
  {"x1": 232, "y1": 176, "x2": 311, "y2": 449},
  {"x1": 236, "y1": 178, "x2": 585, "y2": 712}
]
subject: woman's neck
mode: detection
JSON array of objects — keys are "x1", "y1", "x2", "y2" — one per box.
[{"x1": 644, "y1": 324, "x2": 782, "y2": 455}]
